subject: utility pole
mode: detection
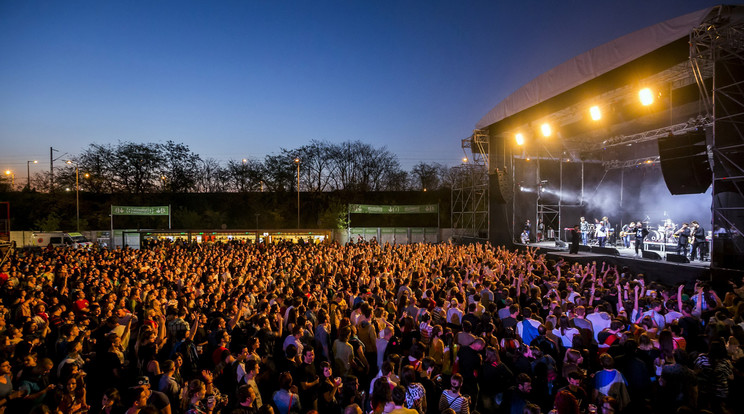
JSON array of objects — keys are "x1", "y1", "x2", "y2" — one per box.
[
  {"x1": 50, "y1": 147, "x2": 68, "y2": 194},
  {"x1": 50, "y1": 147, "x2": 54, "y2": 192}
]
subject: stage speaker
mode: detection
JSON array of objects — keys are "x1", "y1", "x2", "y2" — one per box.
[
  {"x1": 658, "y1": 130, "x2": 711, "y2": 194},
  {"x1": 666, "y1": 253, "x2": 690, "y2": 263},
  {"x1": 578, "y1": 245, "x2": 591, "y2": 252},
  {"x1": 642, "y1": 251, "x2": 663, "y2": 260},
  {"x1": 489, "y1": 168, "x2": 512, "y2": 204},
  {"x1": 590, "y1": 246, "x2": 620, "y2": 256}
]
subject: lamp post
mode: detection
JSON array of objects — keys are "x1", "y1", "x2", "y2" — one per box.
[
  {"x1": 66, "y1": 160, "x2": 79, "y2": 232},
  {"x1": 294, "y1": 158, "x2": 300, "y2": 229},
  {"x1": 4, "y1": 170, "x2": 14, "y2": 189},
  {"x1": 26, "y1": 160, "x2": 38, "y2": 190}
]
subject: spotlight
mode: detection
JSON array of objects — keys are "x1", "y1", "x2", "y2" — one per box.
[
  {"x1": 639, "y1": 88, "x2": 654, "y2": 106},
  {"x1": 589, "y1": 106, "x2": 601, "y2": 121},
  {"x1": 515, "y1": 133, "x2": 525, "y2": 146},
  {"x1": 541, "y1": 123, "x2": 551, "y2": 137},
  {"x1": 462, "y1": 157, "x2": 468, "y2": 163}
]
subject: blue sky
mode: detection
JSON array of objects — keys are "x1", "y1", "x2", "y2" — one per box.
[{"x1": 0, "y1": 0, "x2": 722, "y2": 176}]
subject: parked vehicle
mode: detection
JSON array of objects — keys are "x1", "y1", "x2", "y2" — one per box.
[{"x1": 32, "y1": 232, "x2": 93, "y2": 248}]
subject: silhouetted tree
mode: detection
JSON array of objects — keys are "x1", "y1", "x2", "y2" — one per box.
[{"x1": 157, "y1": 141, "x2": 201, "y2": 193}]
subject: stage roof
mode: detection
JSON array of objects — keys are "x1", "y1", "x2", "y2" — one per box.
[{"x1": 476, "y1": 7, "x2": 714, "y2": 131}]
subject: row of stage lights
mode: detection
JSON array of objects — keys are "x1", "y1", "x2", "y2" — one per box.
[{"x1": 514, "y1": 87, "x2": 656, "y2": 145}]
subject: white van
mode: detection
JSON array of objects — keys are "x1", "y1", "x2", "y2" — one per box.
[{"x1": 32, "y1": 232, "x2": 93, "y2": 248}]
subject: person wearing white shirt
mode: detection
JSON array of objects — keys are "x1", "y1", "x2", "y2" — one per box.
[
  {"x1": 566, "y1": 285, "x2": 580, "y2": 304},
  {"x1": 586, "y1": 305, "x2": 612, "y2": 341},
  {"x1": 553, "y1": 318, "x2": 579, "y2": 348},
  {"x1": 446, "y1": 299, "x2": 463, "y2": 326}
]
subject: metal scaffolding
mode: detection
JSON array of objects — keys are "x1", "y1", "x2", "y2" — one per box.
[
  {"x1": 451, "y1": 131, "x2": 490, "y2": 240},
  {"x1": 690, "y1": 5, "x2": 744, "y2": 269}
]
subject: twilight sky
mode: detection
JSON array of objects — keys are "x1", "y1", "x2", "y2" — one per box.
[{"x1": 0, "y1": 0, "x2": 722, "y2": 178}]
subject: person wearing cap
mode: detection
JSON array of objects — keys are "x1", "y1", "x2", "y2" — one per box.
[{"x1": 133, "y1": 376, "x2": 171, "y2": 414}]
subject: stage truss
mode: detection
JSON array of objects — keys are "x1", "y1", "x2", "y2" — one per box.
[
  {"x1": 451, "y1": 130, "x2": 490, "y2": 240},
  {"x1": 691, "y1": 5, "x2": 744, "y2": 269}
]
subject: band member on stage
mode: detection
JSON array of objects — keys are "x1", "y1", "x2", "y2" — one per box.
[
  {"x1": 520, "y1": 229, "x2": 530, "y2": 244},
  {"x1": 595, "y1": 217, "x2": 609, "y2": 247},
  {"x1": 570, "y1": 224, "x2": 581, "y2": 254},
  {"x1": 580, "y1": 217, "x2": 589, "y2": 245},
  {"x1": 690, "y1": 221, "x2": 706, "y2": 261},
  {"x1": 675, "y1": 223, "x2": 691, "y2": 256},
  {"x1": 634, "y1": 221, "x2": 649, "y2": 257},
  {"x1": 663, "y1": 219, "x2": 676, "y2": 243},
  {"x1": 524, "y1": 219, "x2": 531, "y2": 241},
  {"x1": 537, "y1": 219, "x2": 544, "y2": 242},
  {"x1": 621, "y1": 222, "x2": 635, "y2": 248}
]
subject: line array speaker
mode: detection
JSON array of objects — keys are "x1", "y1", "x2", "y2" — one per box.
[{"x1": 658, "y1": 130, "x2": 711, "y2": 194}]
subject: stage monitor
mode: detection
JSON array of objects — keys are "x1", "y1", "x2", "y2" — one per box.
[
  {"x1": 590, "y1": 246, "x2": 620, "y2": 256},
  {"x1": 658, "y1": 130, "x2": 711, "y2": 194},
  {"x1": 666, "y1": 253, "x2": 690, "y2": 263},
  {"x1": 642, "y1": 251, "x2": 663, "y2": 260}
]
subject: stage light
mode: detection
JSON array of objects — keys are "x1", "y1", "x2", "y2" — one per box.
[
  {"x1": 515, "y1": 133, "x2": 525, "y2": 146},
  {"x1": 541, "y1": 123, "x2": 551, "y2": 137},
  {"x1": 589, "y1": 106, "x2": 601, "y2": 120},
  {"x1": 639, "y1": 88, "x2": 654, "y2": 106}
]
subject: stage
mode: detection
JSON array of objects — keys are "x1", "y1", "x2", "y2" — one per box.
[{"x1": 516, "y1": 240, "x2": 712, "y2": 286}]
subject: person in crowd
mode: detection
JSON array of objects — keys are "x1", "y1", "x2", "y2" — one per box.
[
  {"x1": 438, "y1": 374, "x2": 469, "y2": 414},
  {"x1": 272, "y1": 371, "x2": 300, "y2": 414}
]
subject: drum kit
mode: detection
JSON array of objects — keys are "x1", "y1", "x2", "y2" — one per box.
[{"x1": 648, "y1": 218, "x2": 677, "y2": 243}]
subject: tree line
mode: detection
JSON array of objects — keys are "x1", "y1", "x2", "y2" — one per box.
[{"x1": 9, "y1": 140, "x2": 464, "y2": 195}]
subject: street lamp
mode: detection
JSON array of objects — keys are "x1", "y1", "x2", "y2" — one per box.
[
  {"x1": 294, "y1": 158, "x2": 300, "y2": 229},
  {"x1": 26, "y1": 160, "x2": 38, "y2": 190},
  {"x1": 66, "y1": 160, "x2": 80, "y2": 232},
  {"x1": 4, "y1": 170, "x2": 14, "y2": 189}
]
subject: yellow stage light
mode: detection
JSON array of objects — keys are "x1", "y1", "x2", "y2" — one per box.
[
  {"x1": 515, "y1": 133, "x2": 525, "y2": 146},
  {"x1": 541, "y1": 123, "x2": 552, "y2": 137},
  {"x1": 590, "y1": 106, "x2": 601, "y2": 120},
  {"x1": 639, "y1": 88, "x2": 654, "y2": 106}
]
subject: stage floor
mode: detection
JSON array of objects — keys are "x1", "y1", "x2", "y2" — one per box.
[
  {"x1": 523, "y1": 240, "x2": 710, "y2": 268},
  {"x1": 515, "y1": 240, "x2": 711, "y2": 285}
]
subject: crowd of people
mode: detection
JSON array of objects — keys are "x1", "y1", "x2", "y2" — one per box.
[{"x1": 0, "y1": 238, "x2": 742, "y2": 414}]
